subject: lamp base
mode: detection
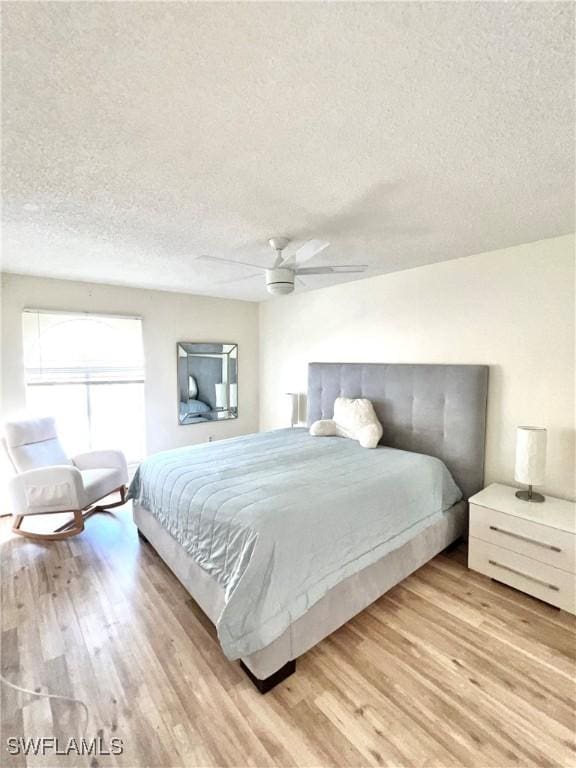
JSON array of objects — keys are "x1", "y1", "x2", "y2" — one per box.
[{"x1": 515, "y1": 486, "x2": 545, "y2": 503}]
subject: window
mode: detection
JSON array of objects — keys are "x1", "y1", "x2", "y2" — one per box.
[{"x1": 23, "y1": 310, "x2": 145, "y2": 463}]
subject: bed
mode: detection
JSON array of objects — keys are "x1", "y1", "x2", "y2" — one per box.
[{"x1": 130, "y1": 362, "x2": 489, "y2": 691}]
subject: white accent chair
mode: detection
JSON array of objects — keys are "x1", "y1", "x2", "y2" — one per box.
[{"x1": 4, "y1": 416, "x2": 129, "y2": 541}]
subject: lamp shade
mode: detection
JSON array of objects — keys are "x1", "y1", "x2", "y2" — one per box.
[
  {"x1": 514, "y1": 426, "x2": 547, "y2": 486},
  {"x1": 214, "y1": 383, "x2": 228, "y2": 409}
]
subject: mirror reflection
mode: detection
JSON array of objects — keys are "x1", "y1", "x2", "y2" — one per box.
[{"x1": 177, "y1": 343, "x2": 238, "y2": 424}]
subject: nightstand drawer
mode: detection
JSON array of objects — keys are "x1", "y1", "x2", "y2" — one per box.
[
  {"x1": 470, "y1": 504, "x2": 575, "y2": 574},
  {"x1": 469, "y1": 538, "x2": 576, "y2": 613}
]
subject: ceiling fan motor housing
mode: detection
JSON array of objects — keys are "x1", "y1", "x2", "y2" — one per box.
[{"x1": 265, "y1": 268, "x2": 295, "y2": 295}]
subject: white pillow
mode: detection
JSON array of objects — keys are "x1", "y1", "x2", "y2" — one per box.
[{"x1": 309, "y1": 397, "x2": 383, "y2": 449}]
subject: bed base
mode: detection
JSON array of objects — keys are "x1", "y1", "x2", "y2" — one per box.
[
  {"x1": 443, "y1": 535, "x2": 464, "y2": 553},
  {"x1": 133, "y1": 500, "x2": 467, "y2": 693},
  {"x1": 240, "y1": 659, "x2": 296, "y2": 694},
  {"x1": 138, "y1": 526, "x2": 295, "y2": 692}
]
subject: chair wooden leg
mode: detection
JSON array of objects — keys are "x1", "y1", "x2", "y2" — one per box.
[
  {"x1": 11, "y1": 515, "x2": 23, "y2": 533},
  {"x1": 73, "y1": 508, "x2": 85, "y2": 534},
  {"x1": 12, "y1": 484, "x2": 127, "y2": 542},
  {"x1": 93, "y1": 486, "x2": 129, "y2": 512},
  {"x1": 12, "y1": 509, "x2": 85, "y2": 541},
  {"x1": 55, "y1": 508, "x2": 85, "y2": 533}
]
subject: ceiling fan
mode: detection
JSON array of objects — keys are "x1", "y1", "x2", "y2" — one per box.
[{"x1": 196, "y1": 237, "x2": 368, "y2": 295}]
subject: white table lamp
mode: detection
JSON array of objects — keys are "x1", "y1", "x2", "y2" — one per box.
[
  {"x1": 286, "y1": 393, "x2": 299, "y2": 428},
  {"x1": 514, "y1": 426, "x2": 547, "y2": 503}
]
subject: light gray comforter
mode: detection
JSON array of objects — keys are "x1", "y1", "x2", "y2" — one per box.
[{"x1": 129, "y1": 429, "x2": 461, "y2": 659}]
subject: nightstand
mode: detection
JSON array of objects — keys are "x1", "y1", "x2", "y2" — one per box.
[{"x1": 468, "y1": 483, "x2": 575, "y2": 613}]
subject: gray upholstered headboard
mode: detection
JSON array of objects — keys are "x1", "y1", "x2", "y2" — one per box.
[{"x1": 307, "y1": 363, "x2": 489, "y2": 500}]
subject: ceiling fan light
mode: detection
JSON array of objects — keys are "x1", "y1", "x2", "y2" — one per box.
[
  {"x1": 267, "y1": 283, "x2": 294, "y2": 295},
  {"x1": 265, "y1": 268, "x2": 295, "y2": 295}
]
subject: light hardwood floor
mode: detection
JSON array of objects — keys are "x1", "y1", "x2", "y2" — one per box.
[{"x1": 1, "y1": 505, "x2": 575, "y2": 768}]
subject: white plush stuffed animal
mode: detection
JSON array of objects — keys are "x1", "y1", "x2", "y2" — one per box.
[{"x1": 309, "y1": 397, "x2": 383, "y2": 449}]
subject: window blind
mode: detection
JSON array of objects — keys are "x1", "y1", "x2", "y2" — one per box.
[{"x1": 23, "y1": 310, "x2": 145, "y2": 385}]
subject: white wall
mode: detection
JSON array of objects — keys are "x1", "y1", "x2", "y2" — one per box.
[
  {"x1": 260, "y1": 235, "x2": 575, "y2": 501},
  {"x1": 1, "y1": 274, "x2": 259, "y2": 455}
]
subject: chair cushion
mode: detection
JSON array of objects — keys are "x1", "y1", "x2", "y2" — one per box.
[
  {"x1": 4, "y1": 416, "x2": 58, "y2": 447},
  {"x1": 81, "y1": 468, "x2": 124, "y2": 505},
  {"x1": 8, "y1": 438, "x2": 72, "y2": 472},
  {"x1": 4, "y1": 416, "x2": 71, "y2": 472}
]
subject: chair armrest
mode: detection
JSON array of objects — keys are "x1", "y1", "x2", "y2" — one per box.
[
  {"x1": 8, "y1": 465, "x2": 86, "y2": 516},
  {"x1": 72, "y1": 449, "x2": 128, "y2": 484}
]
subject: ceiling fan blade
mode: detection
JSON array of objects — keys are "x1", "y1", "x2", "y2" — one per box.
[
  {"x1": 215, "y1": 273, "x2": 262, "y2": 285},
  {"x1": 295, "y1": 265, "x2": 368, "y2": 276},
  {"x1": 196, "y1": 255, "x2": 265, "y2": 270},
  {"x1": 280, "y1": 239, "x2": 330, "y2": 267}
]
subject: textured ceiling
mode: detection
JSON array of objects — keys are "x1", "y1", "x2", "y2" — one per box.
[{"x1": 2, "y1": 2, "x2": 574, "y2": 301}]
